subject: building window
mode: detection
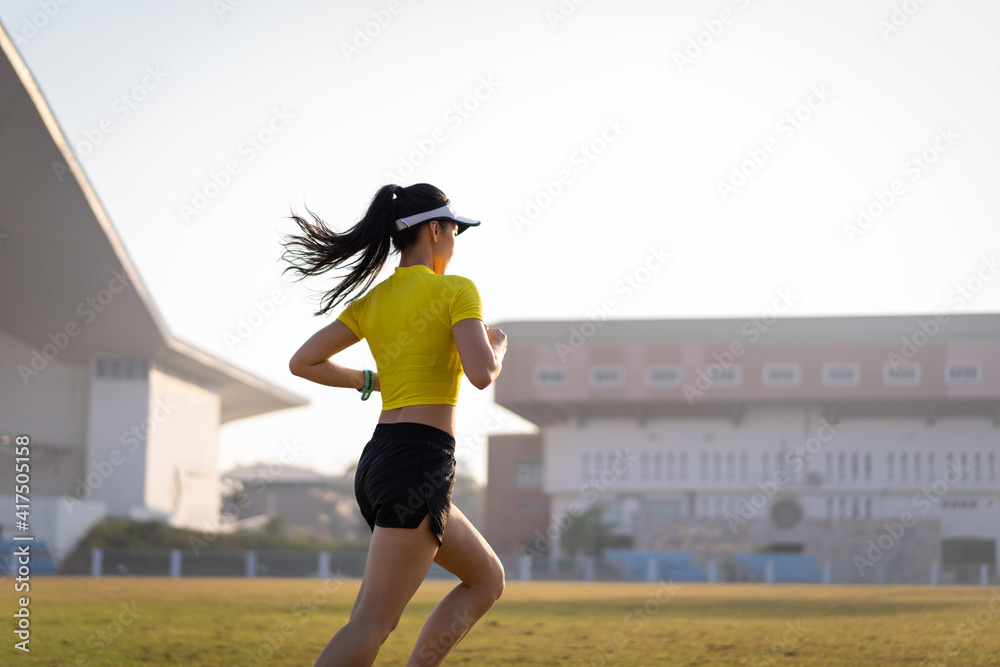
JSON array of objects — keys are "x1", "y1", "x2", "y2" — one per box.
[
  {"x1": 646, "y1": 365, "x2": 682, "y2": 387},
  {"x1": 740, "y1": 452, "x2": 748, "y2": 482},
  {"x1": 851, "y1": 453, "x2": 859, "y2": 482},
  {"x1": 960, "y1": 453, "x2": 968, "y2": 483},
  {"x1": 95, "y1": 356, "x2": 150, "y2": 380},
  {"x1": 990, "y1": 453, "x2": 995, "y2": 483},
  {"x1": 594, "y1": 453, "x2": 604, "y2": 475},
  {"x1": 914, "y1": 453, "x2": 922, "y2": 482},
  {"x1": 679, "y1": 453, "x2": 688, "y2": 480},
  {"x1": 928, "y1": 453, "x2": 935, "y2": 480},
  {"x1": 518, "y1": 501, "x2": 549, "y2": 513},
  {"x1": 852, "y1": 497, "x2": 859, "y2": 519},
  {"x1": 864, "y1": 453, "x2": 872, "y2": 482},
  {"x1": 824, "y1": 453, "x2": 832, "y2": 482},
  {"x1": 726, "y1": 452, "x2": 735, "y2": 482},
  {"x1": 581, "y1": 453, "x2": 590, "y2": 482},
  {"x1": 515, "y1": 461, "x2": 543, "y2": 489},
  {"x1": 822, "y1": 362, "x2": 860, "y2": 387},
  {"x1": 666, "y1": 453, "x2": 675, "y2": 480},
  {"x1": 701, "y1": 453, "x2": 709, "y2": 481},
  {"x1": 763, "y1": 453, "x2": 771, "y2": 478},
  {"x1": 887, "y1": 453, "x2": 894, "y2": 482},
  {"x1": 762, "y1": 363, "x2": 801, "y2": 387},
  {"x1": 713, "y1": 453, "x2": 722, "y2": 482},
  {"x1": 865, "y1": 497, "x2": 872, "y2": 519},
  {"x1": 653, "y1": 453, "x2": 663, "y2": 481},
  {"x1": 946, "y1": 453, "x2": 954, "y2": 479},
  {"x1": 533, "y1": 366, "x2": 567, "y2": 387},
  {"x1": 883, "y1": 362, "x2": 920, "y2": 386},
  {"x1": 945, "y1": 363, "x2": 981, "y2": 385},
  {"x1": 826, "y1": 497, "x2": 833, "y2": 520},
  {"x1": 838, "y1": 496, "x2": 847, "y2": 519},
  {"x1": 838, "y1": 453, "x2": 846, "y2": 482},
  {"x1": 589, "y1": 365, "x2": 625, "y2": 387},
  {"x1": 974, "y1": 453, "x2": 981, "y2": 482},
  {"x1": 640, "y1": 453, "x2": 650, "y2": 481},
  {"x1": 706, "y1": 364, "x2": 741, "y2": 387},
  {"x1": 644, "y1": 499, "x2": 681, "y2": 518},
  {"x1": 900, "y1": 453, "x2": 908, "y2": 482}
]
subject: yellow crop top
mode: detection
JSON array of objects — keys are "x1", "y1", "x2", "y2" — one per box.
[{"x1": 336, "y1": 264, "x2": 483, "y2": 410}]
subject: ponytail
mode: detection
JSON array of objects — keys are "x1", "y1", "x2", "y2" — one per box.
[{"x1": 281, "y1": 182, "x2": 449, "y2": 316}]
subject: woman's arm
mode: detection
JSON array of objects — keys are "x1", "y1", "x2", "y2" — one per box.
[
  {"x1": 289, "y1": 320, "x2": 380, "y2": 390},
  {"x1": 453, "y1": 319, "x2": 506, "y2": 390}
]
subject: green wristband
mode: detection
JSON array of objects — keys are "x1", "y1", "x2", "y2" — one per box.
[{"x1": 358, "y1": 369, "x2": 374, "y2": 401}]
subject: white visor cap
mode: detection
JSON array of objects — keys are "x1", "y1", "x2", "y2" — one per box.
[{"x1": 394, "y1": 203, "x2": 481, "y2": 234}]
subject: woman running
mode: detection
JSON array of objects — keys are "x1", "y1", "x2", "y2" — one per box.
[{"x1": 281, "y1": 182, "x2": 507, "y2": 666}]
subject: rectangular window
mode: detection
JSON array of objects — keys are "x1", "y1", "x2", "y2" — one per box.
[
  {"x1": 713, "y1": 453, "x2": 722, "y2": 482},
  {"x1": 825, "y1": 453, "x2": 833, "y2": 482},
  {"x1": 900, "y1": 453, "x2": 908, "y2": 483},
  {"x1": 960, "y1": 453, "x2": 967, "y2": 483},
  {"x1": 763, "y1": 453, "x2": 771, "y2": 478},
  {"x1": 914, "y1": 453, "x2": 922, "y2": 482},
  {"x1": 989, "y1": 453, "x2": 995, "y2": 483},
  {"x1": 763, "y1": 363, "x2": 801, "y2": 387},
  {"x1": 928, "y1": 453, "x2": 935, "y2": 480},
  {"x1": 822, "y1": 362, "x2": 860, "y2": 387},
  {"x1": 646, "y1": 365, "x2": 682, "y2": 387},
  {"x1": 581, "y1": 453, "x2": 590, "y2": 482},
  {"x1": 975, "y1": 453, "x2": 981, "y2": 482},
  {"x1": 534, "y1": 366, "x2": 567, "y2": 387},
  {"x1": 701, "y1": 453, "x2": 709, "y2": 481},
  {"x1": 945, "y1": 363, "x2": 981, "y2": 385},
  {"x1": 679, "y1": 453, "x2": 688, "y2": 480},
  {"x1": 864, "y1": 453, "x2": 872, "y2": 482},
  {"x1": 887, "y1": 453, "x2": 895, "y2": 482},
  {"x1": 640, "y1": 453, "x2": 650, "y2": 481},
  {"x1": 740, "y1": 453, "x2": 748, "y2": 482},
  {"x1": 883, "y1": 362, "x2": 921, "y2": 386},
  {"x1": 666, "y1": 453, "x2": 675, "y2": 480},
  {"x1": 515, "y1": 461, "x2": 543, "y2": 489},
  {"x1": 706, "y1": 365, "x2": 741, "y2": 386},
  {"x1": 726, "y1": 452, "x2": 734, "y2": 481},
  {"x1": 852, "y1": 497, "x2": 859, "y2": 519},
  {"x1": 589, "y1": 365, "x2": 625, "y2": 387},
  {"x1": 838, "y1": 453, "x2": 846, "y2": 482},
  {"x1": 653, "y1": 453, "x2": 663, "y2": 481},
  {"x1": 865, "y1": 497, "x2": 872, "y2": 519},
  {"x1": 851, "y1": 453, "x2": 859, "y2": 482}
]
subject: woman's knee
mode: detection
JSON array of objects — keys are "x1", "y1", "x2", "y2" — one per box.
[
  {"x1": 347, "y1": 609, "x2": 402, "y2": 645},
  {"x1": 488, "y1": 555, "x2": 505, "y2": 601}
]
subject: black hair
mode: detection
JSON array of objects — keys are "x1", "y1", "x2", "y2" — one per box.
[{"x1": 280, "y1": 183, "x2": 451, "y2": 317}]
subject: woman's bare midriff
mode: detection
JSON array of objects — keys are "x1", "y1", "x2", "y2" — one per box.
[{"x1": 377, "y1": 403, "x2": 456, "y2": 437}]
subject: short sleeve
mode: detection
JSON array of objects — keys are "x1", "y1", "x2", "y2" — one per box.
[
  {"x1": 336, "y1": 296, "x2": 365, "y2": 340},
  {"x1": 449, "y1": 278, "x2": 483, "y2": 325}
]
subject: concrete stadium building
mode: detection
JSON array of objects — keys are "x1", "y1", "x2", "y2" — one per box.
[
  {"x1": 0, "y1": 27, "x2": 307, "y2": 561},
  {"x1": 485, "y1": 314, "x2": 1000, "y2": 584}
]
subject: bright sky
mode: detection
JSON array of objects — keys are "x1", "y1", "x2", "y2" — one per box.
[{"x1": 3, "y1": 0, "x2": 999, "y2": 483}]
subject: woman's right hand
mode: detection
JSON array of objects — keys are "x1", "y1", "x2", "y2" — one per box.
[{"x1": 486, "y1": 326, "x2": 507, "y2": 355}]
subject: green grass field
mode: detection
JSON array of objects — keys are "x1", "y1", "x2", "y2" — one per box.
[{"x1": 3, "y1": 577, "x2": 999, "y2": 665}]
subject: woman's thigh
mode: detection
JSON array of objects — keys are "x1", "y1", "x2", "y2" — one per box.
[
  {"x1": 432, "y1": 505, "x2": 504, "y2": 590},
  {"x1": 351, "y1": 514, "x2": 440, "y2": 625}
]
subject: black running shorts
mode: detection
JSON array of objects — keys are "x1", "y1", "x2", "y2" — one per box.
[{"x1": 354, "y1": 421, "x2": 457, "y2": 546}]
